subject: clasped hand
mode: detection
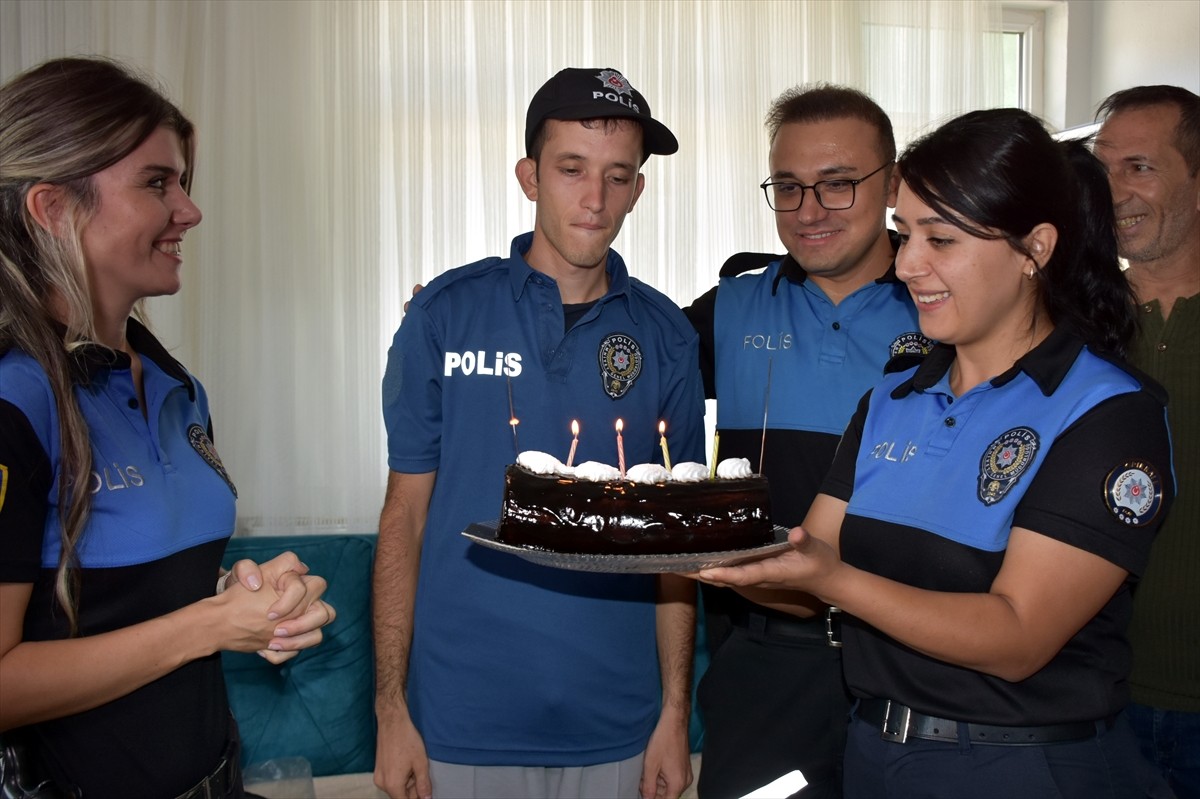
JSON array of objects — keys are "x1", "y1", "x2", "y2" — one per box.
[{"x1": 223, "y1": 552, "x2": 336, "y2": 664}]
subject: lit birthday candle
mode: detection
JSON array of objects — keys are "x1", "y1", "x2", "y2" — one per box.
[
  {"x1": 507, "y1": 375, "x2": 519, "y2": 456},
  {"x1": 658, "y1": 420, "x2": 672, "y2": 471},
  {"x1": 615, "y1": 418, "x2": 626, "y2": 479},
  {"x1": 566, "y1": 420, "x2": 580, "y2": 468},
  {"x1": 710, "y1": 430, "x2": 720, "y2": 479}
]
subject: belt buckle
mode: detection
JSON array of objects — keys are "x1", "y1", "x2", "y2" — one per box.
[
  {"x1": 825, "y1": 606, "x2": 843, "y2": 648},
  {"x1": 881, "y1": 700, "x2": 911, "y2": 744}
]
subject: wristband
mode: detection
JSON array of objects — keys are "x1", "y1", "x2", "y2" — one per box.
[{"x1": 216, "y1": 571, "x2": 233, "y2": 595}]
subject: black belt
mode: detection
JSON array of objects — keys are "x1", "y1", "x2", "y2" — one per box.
[
  {"x1": 730, "y1": 607, "x2": 843, "y2": 647},
  {"x1": 175, "y1": 718, "x2": 242, "y2": 799},
  {"x1": 857, "y1": 698, "x2": 1112, "y2": 746}
]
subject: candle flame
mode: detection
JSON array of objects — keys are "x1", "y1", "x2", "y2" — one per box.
[
  {"x1": 658, "y1": 420, "x2": 672, "y2": 471},
  {"x1": 571, "y1": 419, "x2": 579, "y2": 436},
  {"x1": 615, "y1": 418, "x2": 626, "y2": 478},
  {"x1": 510, "y1": 417, "x2": 519, "y2": 426}
]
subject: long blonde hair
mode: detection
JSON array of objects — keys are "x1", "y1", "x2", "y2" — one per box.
[{"x1": 0, "y1": 57, "x2": 195, "y2": 634}]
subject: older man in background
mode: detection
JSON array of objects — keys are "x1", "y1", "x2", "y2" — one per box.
[{"x1": 1094, "y1": 84, "x2": 1200, "y2": 799}]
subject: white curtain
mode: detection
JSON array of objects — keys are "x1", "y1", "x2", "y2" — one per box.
[{"x1": 1, "y1": 0, "x2": 1004, "y2": 534}]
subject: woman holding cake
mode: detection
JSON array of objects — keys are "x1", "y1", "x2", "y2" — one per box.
[
  {"x1": 696, "y1": 109, "x2": 1175, "y2": 798},
  {"x1": 0, "y1": 57, "x2": 335, "y2": 797}
]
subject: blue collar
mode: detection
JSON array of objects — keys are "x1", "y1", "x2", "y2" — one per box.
[
  {"x1": 897, "y1": 326, "x2": 1084, "y2": 400},
  {"x1": 506, "y1": 232, "x2": 638, "y2": 323},
  {"x1": 68, "y1": 318, "x2": 195, "y2": 400}
]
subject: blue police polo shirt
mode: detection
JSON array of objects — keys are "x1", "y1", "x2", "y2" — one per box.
[
  {"x1": 686, "y1": 246, "x2": 928, "y2": 526},
  {"x1": 712, "y1": 254, "x2": 926, "y2": 436},
  {"x1": 823, "y1": 329, "x2": 1174, "y2": 726},
  {"x1": 0, "y1": 319, "x2": 237, "y2": 796},
  {"x1": 382, "y1": 232, "x2": 705, "y2": 766},
  {"x1": 0, "y1": 319, "x2": 236, "y2": 577}
]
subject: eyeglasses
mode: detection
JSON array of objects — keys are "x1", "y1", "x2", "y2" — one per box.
[{"x1": 759, "y1": 162, "x2": 893, "y2": 212}]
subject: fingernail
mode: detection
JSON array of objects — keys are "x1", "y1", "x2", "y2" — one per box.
[
  {"x1": 247, "y1": 575, "x2": 262, "y2": 590},
  {"x1": 267, "y1": 612, "x2": 279, "y2": 621},
  {"x1": 274, "y1": 627, "x2": 288, "y2": 637},
  {"x1": 269, "y1": 643, "x2": 283, "y2": 651}
]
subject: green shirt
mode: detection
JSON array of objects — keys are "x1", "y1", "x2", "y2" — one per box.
[{"x1": 1127, "y1": 293, "x2": 1200, "y2": 712}]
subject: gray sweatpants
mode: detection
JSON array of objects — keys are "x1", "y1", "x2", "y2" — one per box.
[{"x1": 428, "y1": 752, "x2": 645, "y2": 799}]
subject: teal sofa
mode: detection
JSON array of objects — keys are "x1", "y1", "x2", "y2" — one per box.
[{"x1": 221, "y1": 534, "x2": 377, "y2": 777}]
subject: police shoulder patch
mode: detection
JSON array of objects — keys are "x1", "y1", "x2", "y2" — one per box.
[
  {"x1": 978, "y1": 427, "x2": 1039, "y2": 506},
  {"x1": 598, "y1": 333, "x2": 643, "y2": 400},
  {"x1": 188, "y1": 423, "x2": 238, "y2": 497},
  {"x1": 1104, "y1": 461, "x2": 1163, "y2": 526},
  {"x1": 890, "y1": 331, "x2": 935, "y2": 358}
]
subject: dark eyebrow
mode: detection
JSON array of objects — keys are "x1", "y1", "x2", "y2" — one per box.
[
  {"x1": 554, "y1": 153, "x2": 637, "y2": 172},
  {"x1": 772, "y1": 164, "x2": 867, "y2": 181},
  {"x1": 1094, "y1": 136, "x2": 1153, "y2": 161},
  {"x1": 892, "y1": 212, "x2": 951, "y2": 226},
  {"x1": 817, "y1": 165, "x2": 860, "y2": 178}
]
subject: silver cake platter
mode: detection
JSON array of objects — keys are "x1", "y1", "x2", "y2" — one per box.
[{"x1": 462, "y1": 522, "x2": 792, "y2": 574}]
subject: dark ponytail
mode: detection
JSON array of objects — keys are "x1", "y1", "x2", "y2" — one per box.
[{"x1": 1046, "y1": 138, "x2": 1137, "y2": 356}]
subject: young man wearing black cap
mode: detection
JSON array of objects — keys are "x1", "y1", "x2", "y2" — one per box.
[{"x1": 373, "y1": 68, "x2": 704, "y2": 799}]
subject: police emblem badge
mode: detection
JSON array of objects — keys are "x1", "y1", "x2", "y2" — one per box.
[
  {"x1": 188, "y1": 423, "x2": 238, "y2": 497},
  {"x1": 1104, "y1": 461, "x2": 1164, "y2": 526},
  {"x1": 595, "y1": 69, "x2": 633, "y2": 96},
  {"x1": 598, "y1": 333, "x2": 643, "y2": 399},
  {"x1": 890, "y1": 331, "x2": 935, "y2": 358},
  {"x1": 978, "y1": 427, "x2": 1039, "y2": 506}
]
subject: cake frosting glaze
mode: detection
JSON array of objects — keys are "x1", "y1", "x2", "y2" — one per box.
[{"x1": 496, "y1": 451, "x2": 773, "y2": 555}]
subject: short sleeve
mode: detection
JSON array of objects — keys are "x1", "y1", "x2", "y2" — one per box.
[
  {"x1": 1015, "y1": 390, "x2": 1174, "y2": 576},
  {"x1": 0, "y1": 399, "x2": 53, "y2": 581},
  {"x1": 681, "y1": 285, "x2": 717, "y2": 399},
  {"x1": 382, "y1": 304, "x2": 445, "y2": 473}
]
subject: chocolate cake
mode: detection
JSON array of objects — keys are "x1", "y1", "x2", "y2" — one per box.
[{"x1": 497, "y1": 463, "x2": 774, "y2": 555}]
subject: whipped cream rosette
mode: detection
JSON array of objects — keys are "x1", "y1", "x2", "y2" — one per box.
[
  {"x1": 716, "y1": 457, "x2": 754, "y2": 479},
  {"x1": 517, "y1": 450, "x2": 568, "y2": 476},
  {"x1": 670, "y1": 462, "x2": 710, "y2": 483},
  {"x1": 625, "y1": 463, "x2": 673, "y2": 484},
  {"x1": 572, "y1": 460, "x2": 622, "y2": 482}
]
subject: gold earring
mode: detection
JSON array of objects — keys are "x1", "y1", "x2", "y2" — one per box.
[{"x1": 1026, "y1": 268, "x2": 1036, "y2": 280}]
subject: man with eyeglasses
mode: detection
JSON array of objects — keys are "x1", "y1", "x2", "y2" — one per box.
[{"x1": 683, "y1": 85, "x2": 930, "y2": 799}]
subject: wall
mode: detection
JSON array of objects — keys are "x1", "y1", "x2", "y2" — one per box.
[
  {"x1": 1092, "y1": 0, "x2": 1200, "y2": 101},
  {"x1": 1058, "y1": 0, "x2": 1200, "y2": 129}
]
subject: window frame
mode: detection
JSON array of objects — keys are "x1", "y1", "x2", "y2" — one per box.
[{"x1": 1002, "y1": 5, "x2": 1046, "y2": 115}]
